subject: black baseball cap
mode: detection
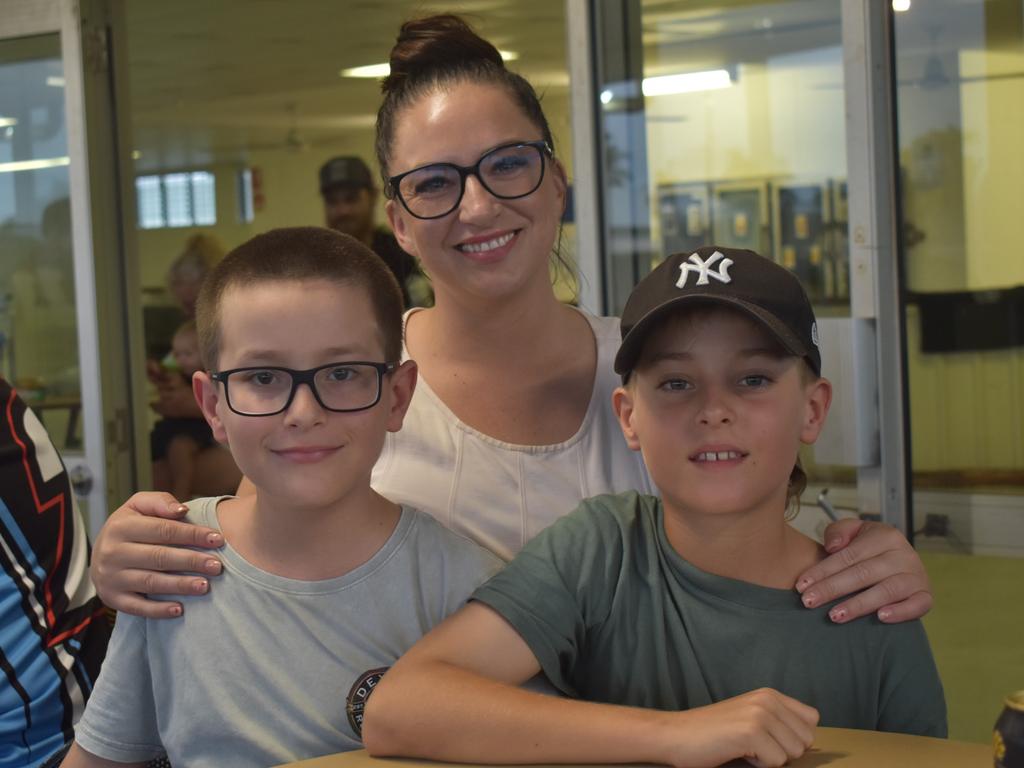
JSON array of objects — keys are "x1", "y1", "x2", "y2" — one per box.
[
  {"x1": 614, "y1": 246, "x2": 821, "y2": 377},
  {"x1": 319, "y1": 156, "x2": 374, "y2": 194}
]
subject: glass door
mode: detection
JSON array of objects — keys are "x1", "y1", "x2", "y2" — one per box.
[
  {"x1": 1, "y1": 1, "x2": 143, "y2": 538},
  {"x1": 893, "y1": 0, "x2": 1024, "y2": 742},
  {"x1": 579, "y1": 0, "x2": 869, "y2": 539}
]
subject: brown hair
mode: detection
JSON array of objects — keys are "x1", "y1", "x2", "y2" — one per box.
[
  {"x1": 194, "y1": 227, "x2": 404, "y2": 370},
  {"x1": 374, "y1": 14, "x2": 555, "y2": 185}
]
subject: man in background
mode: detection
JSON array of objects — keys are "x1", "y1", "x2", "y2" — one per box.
[{"x1": 319, "y1": 156, "x2": 430, "y2": 307}]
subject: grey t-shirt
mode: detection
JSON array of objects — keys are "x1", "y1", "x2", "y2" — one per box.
[
  {"x1": 74, "y1": 497, "x2": 501, "y2": 767},
  {"x1": 473, "y1": 491, "x2": 947, "y2": 737}
]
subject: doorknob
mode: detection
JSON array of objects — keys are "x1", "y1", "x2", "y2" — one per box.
[{"x1": 68, "y1": 464, "x2": 94, "y2": 496}]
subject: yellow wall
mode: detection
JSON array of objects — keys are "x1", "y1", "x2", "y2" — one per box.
[{"x1": 960, "y1": 48, "x2": 1024, "y2": 289}]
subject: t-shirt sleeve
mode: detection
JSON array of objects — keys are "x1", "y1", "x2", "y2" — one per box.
[
  {"x1": 876, "y1": 620, "x2": 948, "y2": 737},
  {"x1": 73, "y1": 614, "x2": 165, "y2": 763},
  {"x1": 470, "y1": 499, "x2": 625, "y2": 697}
]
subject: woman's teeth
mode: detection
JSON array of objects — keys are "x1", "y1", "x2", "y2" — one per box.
[{"x1": 459, "y1": 232, "x2": 515, "y2": 253}]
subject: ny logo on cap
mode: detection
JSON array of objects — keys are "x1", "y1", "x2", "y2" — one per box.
[{"x1": 676, "y1": 250, "x2": 734, "y2": 289}]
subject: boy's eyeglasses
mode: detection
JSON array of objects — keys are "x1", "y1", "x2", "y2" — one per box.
[
  {"x1": 210, "y1": 361, "x2": 398, "y2": 417},
  {"x1": 387, "y1": 140, "x2": 552, "y2": 220}
]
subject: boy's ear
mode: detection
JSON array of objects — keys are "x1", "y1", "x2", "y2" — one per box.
[
  {"x1": 385, "y1": 200, "x2": 415, "y2": 256},
  {"x1": 193, "y1": 371, "x2": 228, "y2": 444},
  {"x1": 384, "y1": 360, "x2": 417, "y2": 433},
  {"x1": 611, "y1": 384, "x2": 642, "y2": 452},
  {"x1": 799, "y1": 376, "x2": 833, "y2": 445}
]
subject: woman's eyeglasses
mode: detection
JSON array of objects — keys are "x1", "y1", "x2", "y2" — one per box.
[{"x1": 387, "y1": 141, "x2": 552, "y2": 220}]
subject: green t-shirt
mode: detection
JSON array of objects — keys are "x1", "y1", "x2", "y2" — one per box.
[{"x1": 472, "y1": 491, "x2": 947, "y2": 737}]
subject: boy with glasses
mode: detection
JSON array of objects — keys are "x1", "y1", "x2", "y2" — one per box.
[{"x1": 62, "y1": 228, "x2": 500, "y2": 768}]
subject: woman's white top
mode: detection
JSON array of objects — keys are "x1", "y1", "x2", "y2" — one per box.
[{"x1": 372, "y1": 310, "x2": 654, "y2": 561}]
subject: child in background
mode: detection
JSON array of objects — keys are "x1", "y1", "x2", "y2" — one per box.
[
  {"x1": 149, "y1": 320, "x2": 228, "y2": 500},
  {"x1": 63, "y1": 227, "x2": 500, "y2": 767},
  {"x1": 363, "y1": 246, "x2": 946, "y2": 768}
]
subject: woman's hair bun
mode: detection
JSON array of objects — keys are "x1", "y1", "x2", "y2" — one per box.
[{"x1": 383, "y1": 14, "x2": 503, "y2": 93}]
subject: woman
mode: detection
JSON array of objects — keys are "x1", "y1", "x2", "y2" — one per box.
[{"x1": 91, "y1": 15, "x2": 931, "y2": 625}]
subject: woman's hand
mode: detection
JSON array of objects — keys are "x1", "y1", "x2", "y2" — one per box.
[
  {"x1": 796, "y1": 519, "x2": 932, "y2": 624},
  {"x1": 90, "y1": 492, "x2": 224, "y2": 618}
]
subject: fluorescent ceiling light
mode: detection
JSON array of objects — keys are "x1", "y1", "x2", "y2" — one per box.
[
  {"x1": 341, "y1": 50, "x2": 518, "y2": 78},
  {"x1": 47, "y1": 76, "x2": 66, "y2": 87},
  {"x1": 340, "y1": 62, "x2": 391, "y2": 78},
  {"x1": 642, "y1": 69, "x2": 732, "y2": 97},
  {"x1": 0, "y1": 117, "x2": 18, "y2": 128},
  {"x1": 892, "y1": 0, "x2": 910, "y2": 11},
  {"x1": 0, "y1": 156, "x2": 70, "y2": 174}
]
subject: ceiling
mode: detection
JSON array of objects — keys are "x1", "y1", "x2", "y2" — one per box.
[
  {"x1": 121, "y1": 0, "x2": 1016, "y2": 171},
  {"x1": 123, "y1": 1, "x2": 570, "y2": 170}
]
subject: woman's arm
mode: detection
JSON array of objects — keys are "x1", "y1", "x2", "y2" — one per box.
[
  {"x1": 363, "y1": 602, "x2": 817, "y2": 768},
  {"x1": 797, "y1": 519, "x2": 932, "y2": 623},
  {"x1": 89, "y1": 493, "x2": 224, "y2": 618}
]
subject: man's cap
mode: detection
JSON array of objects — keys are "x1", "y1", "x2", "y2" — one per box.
[
  {"x1": 319, "y1": 156, "x2": 374, "y2": 194},
  {"x1": 614, "y1": 245, "x2": 821, "y2": 377}
]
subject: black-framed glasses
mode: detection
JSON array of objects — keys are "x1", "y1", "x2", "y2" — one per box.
[
  {"x1": 387, "y1": 140, "x2": 552, "y2": 220},
  {"x1": 210, "y1": 361, "x2": 398, "y2": 417}
]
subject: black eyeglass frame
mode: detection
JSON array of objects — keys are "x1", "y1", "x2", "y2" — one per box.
[
  {"x1": 386, "y1": 140, "x2": 553, "y2": 220},
  {"x1": 210, "y1": 361, "x2": 399, "y2": 417}
]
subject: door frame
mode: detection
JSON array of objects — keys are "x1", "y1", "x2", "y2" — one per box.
[{"x1": 3, "y1": 0, "x2": 143, "y2": 538}]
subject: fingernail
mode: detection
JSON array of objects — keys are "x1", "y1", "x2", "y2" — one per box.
[
  {"x1": 802, "y1": 593, "x2": 817, "y2": 608},
  {"x1": 829, "y1": 607, "x2": 847, "y2": 623},
  {"x1": 878, "y1": 609, "x2": 892, "y2": 622},
  {"x1": 796, "y1": 577, "x2": 813, "y2": 592},
  {"x1": 207, "y1": 532, "x2": 224, "y2": 546},
  {"x1": 193, "y1": 579, "x2": 209, "y2": 593},
  {"x1": 825, "y1": 536, "x2": 842, "y2": 551},
  {"x1": 205, "y1": 559, "x2": 222, "y2": 574},
  {"x1": 169, "y1": 502, "x2": 188, "y2": 514},
  {"x1": 168, "y1": 604, "x2": 182, "y2": 617}
]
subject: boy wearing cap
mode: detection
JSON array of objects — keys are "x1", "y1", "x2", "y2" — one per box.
[
  {"x1": 363, "y1": 246, "x2": 946, "y2": 768},
  {"x1": 318, "y1": 156, "x2": 429, "y2": 307}
]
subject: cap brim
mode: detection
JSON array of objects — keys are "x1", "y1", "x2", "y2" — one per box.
[{"x1": 614, "y1": 293, "x2": 812, "y2": 376}]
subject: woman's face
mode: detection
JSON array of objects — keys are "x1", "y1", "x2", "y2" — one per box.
[{"x1": 385, "y1": 81, "x2": 567, "y2": 304}]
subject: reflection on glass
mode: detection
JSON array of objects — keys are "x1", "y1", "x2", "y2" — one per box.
[
  {"x1": 895, "y1": 0, "x2": 1023, "y2": 745},
  {"x1": 636, "y1": 0, "x2": 847, "y2": 307},
  {"x1": 599, "y1": 0, "x2": 851, "y2": 505},
  {"x1": 0, "y1": 34, "x2": 81, "y2": 452},
  {"x1": 896, "y1": 1, "x2": 1024, "y2": 501}
]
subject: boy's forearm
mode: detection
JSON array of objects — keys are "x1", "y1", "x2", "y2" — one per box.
[
  {"x1": 61, "y1": 742, "x2": 146, "y2": 768},
  {"x1": 363, "y1": 660, "x2": 674, "y2": 765}
]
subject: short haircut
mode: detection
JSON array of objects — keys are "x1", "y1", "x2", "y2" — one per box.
[{"x1": 194, "y1": 227, "x2": 404, "y2": 370}]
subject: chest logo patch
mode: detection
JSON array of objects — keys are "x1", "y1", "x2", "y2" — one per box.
[{"x1": 346, "y1": 667, "x2": 389, "y2": 737}]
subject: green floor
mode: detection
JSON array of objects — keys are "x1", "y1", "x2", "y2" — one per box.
[{"x1": 920, "y1": 551, "x2": 1024, "y2": 743}]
